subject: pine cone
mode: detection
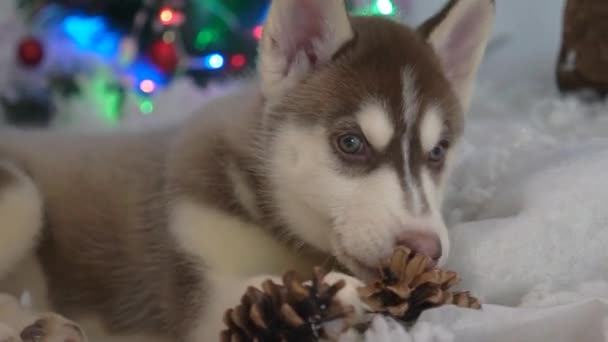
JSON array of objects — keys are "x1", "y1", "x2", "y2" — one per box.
[
  {"x1": 358, "y1": 247, "x2": 481, "y2": 322},
  {"x1": 221, "y1": 267, "x2": 355, "y2": 342}
]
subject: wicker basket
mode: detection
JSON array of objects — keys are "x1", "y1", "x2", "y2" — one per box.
[{"x1": 556, "y1": 0, "x2": 608, "y2": 97}]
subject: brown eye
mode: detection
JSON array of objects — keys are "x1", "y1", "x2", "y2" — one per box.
[
  {"x1": 337, "y1": 134, "x2": 365, "y2": 155},
  {"x1": 428, "y1": 140, "x2": 449, "y2": 164}
]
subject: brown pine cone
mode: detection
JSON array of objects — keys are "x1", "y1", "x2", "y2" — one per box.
[
  {"x1": 221, "y1": 267, "x2": 355, "y2": 342},
  {"x1": 358, "y1": 247, "x2": 481, "y2": 322}
]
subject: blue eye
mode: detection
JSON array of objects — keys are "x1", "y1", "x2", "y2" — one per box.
[
  {"x1": 428, "y1": 140, "x2": 449, "y2": 164},
  {"x1": 338, "y1": 134, "x2": 365, "y2": 154}
]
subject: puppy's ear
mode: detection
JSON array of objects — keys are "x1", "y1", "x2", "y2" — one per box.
[
  {"x1": 258, "y1": 0, "x2": 354, "y2": 99},
  {"x1": 419, "y1": 0, "x2": 496, "y2": 112}
]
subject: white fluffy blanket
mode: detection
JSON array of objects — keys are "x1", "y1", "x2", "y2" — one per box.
[{"x1": 344, "y1": 0, "x2": 608, "y2": 339}]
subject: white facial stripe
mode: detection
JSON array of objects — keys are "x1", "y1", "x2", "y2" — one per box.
[
  {"x1": 419, "y1": 106, "x2": 444, "y2": 152},
  {"x1": 410, "y1": 182, "x2": 423, "y2": 216},
  {"x1": 419, "y1": 168, "x2": 450, "y2": 265},
  {"x1": 356, "y1": 102, "x2": 394, "y2": 151},
  {"x1": 420, "y1": 169, "x2": 439, "y2": 215}
]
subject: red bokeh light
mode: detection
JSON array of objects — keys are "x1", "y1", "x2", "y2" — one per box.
[
  {"x1": 148, "y1": 40, "x2": 179, "y2": 74},
  {"x1": 253, "y1": 25, "x2": 263, "y2": 40},
  {"x1": 231, "y1": 54, "x2": 246, "y2": 68},
  {"x1": 17, "y1": 37, "x2": 44, "y2": 67}
]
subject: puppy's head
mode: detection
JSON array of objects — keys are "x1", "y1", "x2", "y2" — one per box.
[{"x1": 258, "y1": 0, "x2": 495, "y2": 279}]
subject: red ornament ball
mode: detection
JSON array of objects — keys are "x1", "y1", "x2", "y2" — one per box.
[
  {"x1": 17, "y1": 36, "x2": 44, "y2": 67},
  {"x1": 148, "y1": 40, "x2": 178, "y2": 74}
]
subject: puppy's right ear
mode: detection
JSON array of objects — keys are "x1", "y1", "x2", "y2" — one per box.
[
  {"x1": 258, "y1": 0, "x2": 354, "y2": 100},
  {"x1": 419, "y1": 0, "x2": 496, "y2": 112}
]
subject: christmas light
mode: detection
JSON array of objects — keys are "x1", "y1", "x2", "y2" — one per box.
[
  {"x1": 139, "y1": 79, "x2": 156, "y2": 94},
  {"x1": 163, "y1": 31, "x2": 176, "y2": 43},
  {"x1": 140, "y1": 100, "x2": 154, "y2": 114},
  {"x1": 62, "y1": 15, "x2": 120, "y2": 58},
  {"x1": 376, "y1": 0, "x2": 395, "y2": 15},
  {"x1": 231, "y1": 54, "x2": 246, "y2": 68},
  {"x1": 12, "y1": 0, "x2": 316, "y2": 125},
  {"x1": 63, "y1": 15, "x2": 105, "y2": 47},
  {"x1": 91, "y1": 70, "x2": 123, "y2": 125},
  {"x1": 119, "y1": 37, "x2": 137, "y2": 65},
  {"x1": 253, "y1": 25, "x2": 263, "y2": 40},
  {"x1": 128, "y1": 60, "x2": 169, "y2": 95},
  {"x1": 148, "y1": 40, "x2": 179, "y2": 74},
  {"x1": 204, "y1": 54, "x2": 224, "y2": 70},
  {"x1": 17, "y1": 37, "x2": 44, "y2": 67},
  {"x1": 195, "y1": 28, "x2": 220, "y2": 51},
  {"x1": 159, "y1": 8, "x2": 175, "y2": 25}
]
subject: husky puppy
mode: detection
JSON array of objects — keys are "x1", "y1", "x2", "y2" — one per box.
[{"x1": 0, "y1": 0, "x2": 495, "y2": 340}]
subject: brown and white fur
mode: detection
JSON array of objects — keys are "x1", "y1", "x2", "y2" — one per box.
[{"x1": 0, "y1": 0, "x2": 495, "y2": 340}]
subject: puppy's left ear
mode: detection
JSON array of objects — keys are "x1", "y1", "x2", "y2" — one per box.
[
  {"x1": 419, "y1": 0, "x2": 496, "y2": 112},
  {"x1": 258, "y1": 0, "x2": 354, "y2": 99}
]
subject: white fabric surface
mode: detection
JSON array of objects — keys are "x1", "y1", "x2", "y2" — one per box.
[{"x1": 348, "y1": 0, "x2": 608, "y2": 340}]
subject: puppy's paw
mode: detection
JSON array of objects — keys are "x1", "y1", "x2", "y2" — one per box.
[
  {"x1": 313, "y1": 271, "x2": 372, "y2": 340},
  {"x1": 323, "y1": 272, "x2": 368, "y2": 321},
  {"x1": 20, "y1": 314, "x2": 87, "y2": 342}
]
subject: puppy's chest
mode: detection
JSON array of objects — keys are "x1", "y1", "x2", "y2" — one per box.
[{"x1": 168, "y1": 199, "x2": 323, "y2": 277}]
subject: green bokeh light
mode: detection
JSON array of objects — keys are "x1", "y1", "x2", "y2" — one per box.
[
  {"x1": 91, "y1": 70, "x2": 123, "y2": 125},
  {"x1": 350, "y1": 0, "x2": 397, "y2": 16},
  {"x1": 140, "y1": 99, "x2": 154, "y2": 114},
  {"x1": 376, "y1": 0, "x2": 395, "y2": 15},
  {"x1": 195, "y1": 28, "x2": 220, "y2": 50}
]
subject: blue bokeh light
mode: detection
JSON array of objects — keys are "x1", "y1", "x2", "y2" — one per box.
[
  {"x1": 204, "y1": 53, "x2": 224, "y2": 70},
  {"x1": 61, "y1": 15, "x2": 120, "y2": 59}
]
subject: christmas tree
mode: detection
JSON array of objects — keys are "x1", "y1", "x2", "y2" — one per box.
[{"x1": 1, "y1": 0, "x2": 410, "y2": 128}]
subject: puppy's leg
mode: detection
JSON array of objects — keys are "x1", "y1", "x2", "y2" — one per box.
[
  {"x1": 188, "y1": 271, "x2": 368, "y2": 342},
  {"x1": 0, "y1": 162, "x2": 43, "y2": 277}
]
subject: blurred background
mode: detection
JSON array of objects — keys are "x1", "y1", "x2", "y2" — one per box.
[
  {"x1": 0, "y1": 0, "x2": 603, "y2": 133},
  {"x1": 0, "y1": 0, "x2": 415, "y2": 129}
]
